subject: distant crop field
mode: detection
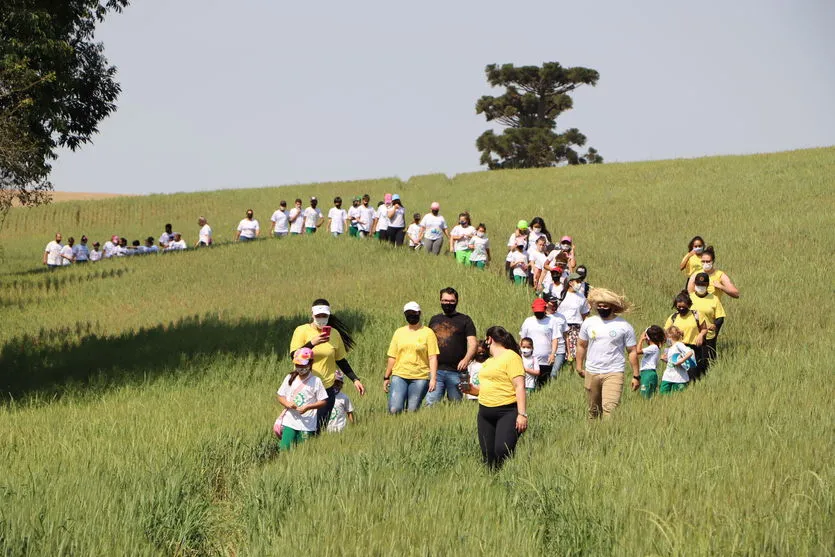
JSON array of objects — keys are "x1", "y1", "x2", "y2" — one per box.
[{"x1": 0, "y1": 149, "x2": 833, "y2": 555}]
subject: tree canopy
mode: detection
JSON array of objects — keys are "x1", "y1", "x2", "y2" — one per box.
[
  {"x1": 0, "y1": 0, "x2": 128, "y2": 216},
  {"x1": 475, "y1": 62, "x2": 603, "y2": 169}
]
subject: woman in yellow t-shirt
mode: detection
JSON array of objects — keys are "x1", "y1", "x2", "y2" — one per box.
[
  {"x1": 461, "y1": 326, "x2": 527, "y2": 470},
  {"x1": 663, "y1": 291, "x2": 708, "y2": 380},
  {"x1": 679, "y1": 236, "x2": 706, "y2": 283},
  {"x1": 687, "y1": 246, "x2": 740, "y2": 300},
  {"x1": 383, "y1": 301, "x2": 439, "y2": 413},
  {"x1": 290, "y1": 298, "x2": 367, "y2": 434},
  {"x1": 690, "y1": 272, "x2": 727, "y2": 379}
]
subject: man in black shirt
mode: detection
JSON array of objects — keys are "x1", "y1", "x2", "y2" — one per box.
[{"x1": 425, "y1": 287, "x2": 477, "y2": 405}]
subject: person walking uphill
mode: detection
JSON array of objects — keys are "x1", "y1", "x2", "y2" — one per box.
[
  {"x1": 460, "y1": 326, "x2": 527, "y2": 470},
  {"x1": 425, "y1": 287, "x2": 477, "y2": 405},
  {"x1": 575, "y1": 288, "x2": 640, "y2": 419},
  {"x1": 383, "y1": 302, "x2": 439, "y2": 413},
  {"x1": 290, "y1": 299, "x2": 366, "y2": 433}
]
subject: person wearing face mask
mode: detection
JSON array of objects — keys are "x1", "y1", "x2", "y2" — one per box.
[
  {"x1": 270, "y1": 202, "x2": 290, "y2": 239},
  {"x1": 303, "y1": 197, "x2": 324, "y2": 234},
  {"x1": 450, "y1": 212, "x2": 476, "y2": 264},
  {"x1": 575, "y1": 288, "x2": 639, "y2": 419},
  {"x1": 459, "y1": 326, "x2": 527, "y2": 470},
  {"x1": 290, "y1": 299, "x2": 367, "y2": 434},
  {"x1": 372, "y1": 195, "x2": 391, "y2": 241},
  {"x1": 528, "y1": 217, "x2": 551, "y2": 245},
  {"x1": 327, "y1": 197, "x2": 348, "y2": 237},
  {"x1": 556, "y1": 236, "x2": 577, "y2": 272},
  {"x1": 425, "y1": 287, "x2": 478, "y2": 405},
  {"x1": 506, "y1": 221, "x2": 530, "y2": 279},
  {"x1": 519, "y1": 298, "x2": 563, "y2": 388},
  {"x1": 235, "y1": 209, "x2": 260, "y2": 242},
  {"x1": 383, "y1": 302, "x2": 439, "y2": 413},
  {"x1": 73, "y1": 235, "x2": 90, "y2": 263},
  {"x1": 467, "y1": 224, "x2": 491, "y2": 269},
  {"x1": 663, "y1": 291, "x2": 708, "y2": 376},
  {"x1": 552, "y1": 272, "x2": 591, "y2": 363},
  {"x1": 528, "y1": 236, "x2": 548, "y2": 288},
  {"x1": 289, "y1": 199, "x2": 305, "y2": 235},
  {"x1": 519, "y1": 338, "x2": 541, "y2": 394},
  {"x1": 573, "y1": 265, "x2": 591, "y2": 298},
  {"x1": 689, "y1": 273, "x2": 726, "y2": 379},
  {"x1": 418, "y1": 202, "x2": 449, "y2": 255},
  {"x1": 347, "y1": 196, "x2": 363, "y2": 238},
  {"x1": 680, "y1": 236, "x2": 706, "y2": 282},
  {"x1": 386, "y1": 194, "x2": 407, "y2": 246},
  {"x1": 544, "y1": 297, "x2": 570, "y2": 379},
  {"x1": 538, "y1": 252, "x2": 568, "y2": 293},
  {"x1": 274, "y1": 347, "x2": 328, "y2": 451},
  {"x1": 357, "y1": 194, "x2": 376, "y2": 238},
  {"x1": 686, "y1": 246, "x2": 740, "y2": 301},
  {"x1": 407, "y1": 212, "x2": 423, "y2": 249}
]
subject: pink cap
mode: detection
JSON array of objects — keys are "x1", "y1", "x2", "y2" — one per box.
[
  {"x1": 384, "y1": 193, "x2": 392, "y2": 204},
  {"x1": 430, "y1": 202, "x2": 440, "y2": 210},
  {"x1": 560, "y1": 236, "x2": 572, "y2": 243}
]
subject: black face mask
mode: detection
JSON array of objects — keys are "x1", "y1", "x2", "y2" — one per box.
[
  {"x1": 405, "y1": 313, "x2": 421, "y2": 325},
  {"x1": 474, "y1": 352, "x2": 488, "y2": 363},
  {"x1": 246, "y1": 214, "x2": 253, "y2": 219},
  {"x1": 534, "y1": 312, "x2": 546, "y2": 320},
  {"x1": 441, "y1": 302, "x2": 457, "y2": 315},
  {"x1": 677, "y1": 307, "x2": 689, "y2": 315},
  {"x1": 431, "y1": 210, "x2": 439, "y2": 215},
  {"x1": 551, "y1": 272, "x2": 562, "y2": 282},
  {"x1": 597, "y1": 307, "x2": 613, "y2": 319}
]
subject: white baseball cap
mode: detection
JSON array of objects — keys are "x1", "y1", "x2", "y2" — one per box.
[{"x1": 403, "y1": 301, "x2": 421, "y2": 313}]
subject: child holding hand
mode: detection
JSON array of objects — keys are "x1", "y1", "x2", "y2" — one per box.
[
  {"x1": 274, "y1": 347, "x2": 328, "y2": 450},
  {"x1": 326, "y1": 371, "x2": 355, "y2": 433},
  {"x1": 659, "y1": 326, "x2": 694, "y2": 395},
  {"x1": 636, "y1": 325, "x2": 665, "y2": 399},
  {"x1": 520, "y1": 337, "x2": 540, "y2": 394}
]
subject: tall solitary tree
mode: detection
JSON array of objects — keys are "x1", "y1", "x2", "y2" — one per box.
[
  {"x1": 476, "y1": 62, "x2": 603, "y2": 169},
  {"x1": 0, "y1": 0, "x2": 129, "y2": 219}
]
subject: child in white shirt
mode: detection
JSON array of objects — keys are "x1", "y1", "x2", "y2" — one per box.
[
  {"x1": 327, "y1": 375, "x2": 355, "y2": 433},
  {"x1": 659, "y1": 326, "x2": 694, "y2": 395},
  {"x1": 508, "y1": 244, "x2": 528, "y2": 285},
  {"x1": 407, "y1": 213, "x2": 422, "y2": 249},
  {"x1": 274, "y1": 348, "x2": 328, "y2": 450},
  {"x1": 520, "y1": 337, "x2": 540, "y2": 393},
  {"x1": 467, "y1": 224, "x2": 491, "y2": 269},
  {"x1": 636, "y1": 325, "x2": 665, "y2": 399},
  {"x1": 463, "y1": 340, "x2": 489, "y2": 400}
]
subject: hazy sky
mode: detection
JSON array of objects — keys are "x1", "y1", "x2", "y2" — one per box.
[{"x1": 51, "y1": 0, "x2": 835, "y2": 194}]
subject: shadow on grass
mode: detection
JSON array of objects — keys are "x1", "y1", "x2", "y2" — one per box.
[{"x1": 0, "y1": 309, "x2": 367, "y2": 404}]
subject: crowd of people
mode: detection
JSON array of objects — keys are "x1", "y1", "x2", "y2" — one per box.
[{"x1": 277, "y1": 233, "x2": 739, "y2": 470}]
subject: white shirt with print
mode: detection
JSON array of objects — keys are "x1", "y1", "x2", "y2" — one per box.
[
  {"x1": 419, "y1": 214, "x2": 447, "y2": 240},
  {"x1": 277, "y1": 373, "x2": 328, "y2": 432},
  {"x1": 326, "y1": 392, "x2": 354, "y2": 433},
  {"x1": 237, "y1": 218, "x2": 260, "y2": 238},
  {"x1": 578, "y1": 316, "x2": 637, "y2": 374},
  {"x1": 468, "y1": 235, "x2": 490, "y2": 262},
  {"x1": 328, "y1": 208, "x2": 348, "y2": 233},
  {"x1": 466, "y1": 360, "x2": 483, "y2": 401},
  {"x1": 662, "y1": 342, "x2": 691, "y2": 384},
  {"x1": 451, "y1": 225, "x2": 476, "y2": 252},
  {"x1": 44, "y1": 241, "x2": 63, "y2": 265}
]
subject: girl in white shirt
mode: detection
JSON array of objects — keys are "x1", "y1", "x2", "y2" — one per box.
[
  {"x1": 407, "y1": 213, "x2": 422, "y2": 249},
  {"x1": 520, "y1": 338, "x2": 540, "y2": 394},
  {"x1": 450, "y1": 212, "x2": 476, "y2": 265},
  {"x1": 508, "y1": 244, "x2": 528, "y2": 286},
  {"x1": 467, "y1": 224, "x2": 491, "y2": 269},
  {"x1": 660, "y1": 326, "x2": 694, "y2": 394},
  {"x1": 555, "y1": 273, "x2": 591, "y2": 361},
  {"x1": 275, "y1": 348, "x2": 328, "y2": 450},
  {"x1": 636, "y1": 325, "x2": 665, "y2": 399}
]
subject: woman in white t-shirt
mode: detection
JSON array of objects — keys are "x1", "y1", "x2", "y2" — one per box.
[
  {"x1": 575, "y1": 288, "x2": 640, "y2": 419},
  {"x1": 519, "y1": 297, "x2": 562, "y2": 387},
  {"x1": 528, "y1": 217, "x2": 551, "y2": 246},
  {"x1": 467, "y1": 224, "x2": 491, "y2": 269},
  {"x1": 418, "y1": 202, "x2": 449, "y2": 255},
  {"x1": 60, "y1": 237, "x2": 75, "y2": 265},
  {"x1": 235, "y1": 209, "x2": 260, "y2": 242},
  {"x1": 386, "y1": 194, "x2": 407, "y2": 246},
  {"x1": 275, "y1": 348, "x2": 328, "y2": 450},
  {"x1": 450, "y1": 212, "x2": 476, "y2": 265}
]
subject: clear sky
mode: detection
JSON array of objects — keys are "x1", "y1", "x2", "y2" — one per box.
[{"x1": 51, "y1": 0, "x2": 835, "y2": 194}]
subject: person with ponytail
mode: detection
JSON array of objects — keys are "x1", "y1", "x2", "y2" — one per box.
[
  {"x1": 575, "y1": 288, "x2": 639, "y2": 419},
  {"x1": 663, "y1": 290, "x2": 708, "y2": 380},
  {"x1": 460, "y1": 326, "x2": 527, "y2": 470},
  {"x1": 274, "y1": 348, "x2": 328, "y2": 451},
  {"x1": 290, "y1": 298, "x2": 366, "y2": 434}
]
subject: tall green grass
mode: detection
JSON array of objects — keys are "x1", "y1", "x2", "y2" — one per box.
[{"x1": 0, "y1": 148, "x2": 833, "y2": 555}]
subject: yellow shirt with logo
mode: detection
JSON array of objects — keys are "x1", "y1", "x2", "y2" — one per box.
[
  {"x1": 664, "y1": 310, "x2": 705, "y2": 345},
  {"x1": 478, "y1": 349, "x2": 525, "y2": 407},
  {"x1": 684, "y1": 254, "x2": 702, "y2": 277},
  {"x1": 690, "y1": 269, "x2": 726, "y2": 299},
  {"x1": 387, "y1": 326, "x2": 440, "y2": 380},
  {"x1": 689, "y1": 293, "x2": 726, "y2": 340},
  {"x1": 290, "y1": 323, "x2": 346, "y2": 388}
]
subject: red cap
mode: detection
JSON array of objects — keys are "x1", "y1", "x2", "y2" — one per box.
[{"x1": 531, "y1": 298, "x2": 547, "y2": 312}]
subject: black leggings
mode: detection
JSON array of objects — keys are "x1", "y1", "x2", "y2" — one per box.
[
  {"x1": 315, "y1": 386, "x2": 338, "y2": 435},
  {"x1": 536, "y1": 364, "x2": 552, "y2": 389},
  {"x1": 387, "y1": 227, "x2": 405, "y2": 246},
  {"x1": 477, "y1": 403, "x2": 520, "y2": 470}
]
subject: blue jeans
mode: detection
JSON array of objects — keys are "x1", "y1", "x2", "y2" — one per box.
[
  {"x1": 388, "y1": 376, "x2": 429, "y2": 414},
  {"x1": 425, "y1": 369, "x2": 463, "y2": 405},
  {"x1": 550, "y1": 353, "x2": 566, "y2": 378}
]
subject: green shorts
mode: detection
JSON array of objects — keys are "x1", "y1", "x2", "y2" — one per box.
[
  {"x1": 513, "y1": 275, "x2": 526, "y2": 285},
  {"x1": 455, "y1": 249, "x2": 472, "y2": 265},
  {"x1": 278, "y1": 426, "x2": 311, "y2": 451},
  {"x1": 660, "y1": 381, "x2": 687, "y2": 395},
  {"x1": 471, "y1": 260, "x2": 486, "y2": 269},
  {"x1": 305, "y1": 227, "x2": 317, "y2": 234},
  {"x1": 639, "y1": 370, "x2": 658, "y2": 399},
  {"x1": 526, "y1": 387, "x2": 535, "y2": 395},
  {"x1": 348, "y1": 225, "x2": 359, "y2": 237}
]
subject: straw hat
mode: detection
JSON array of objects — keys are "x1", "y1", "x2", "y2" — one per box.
[{"x1": 587, "y1": 288, "x2": 632, "y2": 314}]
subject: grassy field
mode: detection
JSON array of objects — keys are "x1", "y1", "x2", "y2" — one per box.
[{"x1": 0, "y1": 148, "x2": 833, "y2": 555}]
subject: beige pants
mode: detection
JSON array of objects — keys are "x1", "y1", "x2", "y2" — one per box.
[{"x1": 584, "y1": 372, "x2": 624, "y2": 419}]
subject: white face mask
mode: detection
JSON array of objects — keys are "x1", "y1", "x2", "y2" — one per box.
[
  {"x1": 532, "y1": 227, "x2": 541, "y2": 233},
  {"x1": 695, "y1": 285, "x2": 708, "y2": 295},
  {"x1": 694, "y1": 246, "x2": 704, "y2": 254},
  {"x1": 702, "y1": 262, "x2": 714, "y2": 272},
  {"x1": 476, "y1": 231, "x2": 485, "y2": 238},
  {"x1": 521, "y1": 348, "x2": 533, "y2": 357},
  {"x1": 561, "y1": 244, "x2": 571, "y2": 251},
  {"x1": 313, "y1": 316, "x2": 329, "y2": 328}
]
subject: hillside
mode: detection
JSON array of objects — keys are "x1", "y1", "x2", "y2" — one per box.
[{"x1": 0, "y1": 148, "x2": 833, "y2": 555}]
